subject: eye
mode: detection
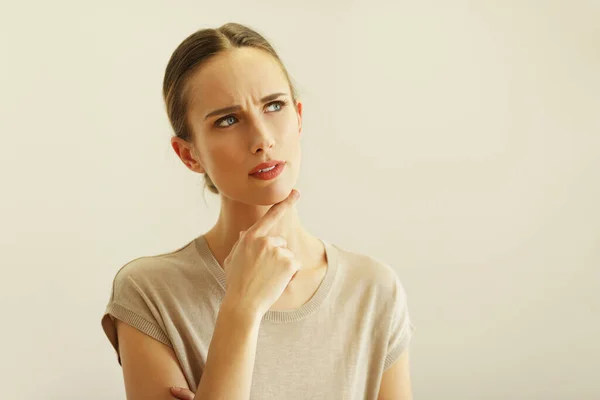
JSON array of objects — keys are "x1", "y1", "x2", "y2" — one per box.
[
  {"x1": 265, "y1": 100, "x2": 287, "y2": 112},
  {"x1": 215, "y1": 115, "x2": 238, "y2": 128}
]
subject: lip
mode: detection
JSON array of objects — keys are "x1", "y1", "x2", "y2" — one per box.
[
  {"x1": 249, "y1": 162, "x2": 285, "y2": 181},
  {"x1": 249, "y1": 160, "x2": 285, "y2": 175}
]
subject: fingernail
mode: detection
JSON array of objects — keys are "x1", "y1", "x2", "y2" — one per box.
[
  {"x1": 171, "y1": 387, "x2": 180, "y2": 392},
  {"x1": 293, "y1": 190, "x2": 300, "y2": 199}
]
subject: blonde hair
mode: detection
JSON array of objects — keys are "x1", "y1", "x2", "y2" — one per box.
[{"x1": 162, "y1": 22, "x2": 299, "y2": 194}]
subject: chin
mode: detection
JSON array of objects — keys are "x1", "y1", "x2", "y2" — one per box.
[
  {"x1": 250, "y1": 185, "x2": 293, "y2": 206},
  {"x1": 234, "y1": 173, "x2": 294, "y2": 205},
  {"x1": 245, "y1": 165, "x2": 299, "y2": 206}
]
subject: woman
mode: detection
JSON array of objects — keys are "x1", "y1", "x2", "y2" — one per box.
[{"x1": 101, "y1": 22, "x2": 415, "y2": 400}]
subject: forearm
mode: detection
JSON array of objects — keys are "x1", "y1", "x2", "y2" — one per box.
[{"x1": 194, "y1": 298, "x2": 261, "y2": 400}]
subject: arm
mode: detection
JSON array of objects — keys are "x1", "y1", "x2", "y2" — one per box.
[
  {"x1": 116, "y1": 297, "x2": 261, "y2": 400},
  {"x1": 116, "y1": 195, "x2": 299, "y2": 399},
  {"x1": 116, "y1": 319, "x2": 189, "y2": 400},
  {"x1": 377, "y1": 349, "x2": 413, "y2": 400},
  {"x1": 193, "y1": 298, "x2": 261, "y2": 400}
]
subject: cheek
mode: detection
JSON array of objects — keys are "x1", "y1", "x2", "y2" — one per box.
[
  {"x1": 278, "y1": 114, "x2": 300, "y2": 143},
  {"x1": 283, "y1": 126, "x2": 301, "y2": 157},
  {"x1": 204, "y1": 142, "x2": 244, "y2": 176}
]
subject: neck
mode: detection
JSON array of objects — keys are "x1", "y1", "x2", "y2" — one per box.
[{"x1": 205, "y1": 195, "x2": 315, "y2": 269}]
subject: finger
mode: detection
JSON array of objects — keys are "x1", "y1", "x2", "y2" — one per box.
[
  {"x1": 268, "y1": 236, "x2": 287, "y2": 248},
  {"x1": 284, "y1": 257, "x2": 302, "y2": 277},
  {"x1": 248, "y1": 189, "x2": 300, "y2": 237},
  {"x1": 230, "y1": 230, "x2": 246, "y2": 253},
  {"x1": 291, "y1": 270, "x2": 299, "y2": 281},
  {"x1": 170, "y1": 386, "x2": 195, "y2": 400},
  {"x1": 276, "y1": 248, "x2": 302, "y2": 274},
  {"x1": 224, "y1": 230, "x2": 247, "y2": 267},
  {"x1": 276, "y1": 246, "x2": 295, "y2": 259}
]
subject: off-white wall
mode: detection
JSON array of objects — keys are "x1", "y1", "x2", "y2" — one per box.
[{"x1": 1, "y1": 1, "x2": 598, "y2": 399}]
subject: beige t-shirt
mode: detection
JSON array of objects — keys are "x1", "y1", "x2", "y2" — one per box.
[{"x1": 101, "y1": 234, "x2": 415, "y2": 399}]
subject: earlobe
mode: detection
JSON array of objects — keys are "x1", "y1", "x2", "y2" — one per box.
[{"x1": 195, "y1": 163, "x2": 206, "y2": 174}]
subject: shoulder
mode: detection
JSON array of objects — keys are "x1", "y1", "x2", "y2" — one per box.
[
  {"x1": 331, "y1": 243, "x2": 405, "y2": 300},
  {"x1": 333, "y1": 243, "x2": 400, "y2": 283},
  {"x1": 110, "y1": 238, "x2": 199, "y2": 291}
]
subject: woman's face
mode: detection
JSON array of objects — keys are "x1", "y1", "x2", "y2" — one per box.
[{"x1": 184, "y1": 47, "x2": 303, "y2": 206}]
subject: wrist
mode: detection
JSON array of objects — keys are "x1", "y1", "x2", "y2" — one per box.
[{"x1": 220, "y1": 295, "x2": 262, "y2": 328}]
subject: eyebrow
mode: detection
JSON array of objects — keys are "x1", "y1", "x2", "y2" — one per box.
[{"x1": 203, "y1": 92, "x2": 289, "y2": 121}]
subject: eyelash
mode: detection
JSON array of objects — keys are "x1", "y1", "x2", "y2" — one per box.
[{"x1": 214, "y1": 100, "x2": 288, "y2": 128}]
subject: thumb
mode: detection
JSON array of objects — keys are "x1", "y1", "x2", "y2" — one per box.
[
  {"x1": 170, "y1": 386, "x2": 195, "y2": 400},
  {"x1": 233, "y1": 230, "x2": 246, "y2": 250}
]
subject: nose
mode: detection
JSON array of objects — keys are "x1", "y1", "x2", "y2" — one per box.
[{"x1": 249, "y1": 119, "x2": 276, "y2": 154}]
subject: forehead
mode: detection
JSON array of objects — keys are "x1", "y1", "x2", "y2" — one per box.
[{"x1": 186, "y1": 47, "x2": 290, "y2": 113}]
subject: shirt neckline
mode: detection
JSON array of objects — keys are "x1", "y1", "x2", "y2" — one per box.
[{"x1": 194, "y1": 234, "x2": 338, "y2": 323}]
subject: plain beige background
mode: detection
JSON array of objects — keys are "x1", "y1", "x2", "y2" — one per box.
[{"x1": 1, "y1": 0, "x2": 598, "y2": 399}]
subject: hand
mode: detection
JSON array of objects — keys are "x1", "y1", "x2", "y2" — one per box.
[
  {"x1": 222, "y1": 189, "x2": 301, "y2": 318},
  {"x1": 170, "y1": 386, "x2": 195, "y2": 399}
]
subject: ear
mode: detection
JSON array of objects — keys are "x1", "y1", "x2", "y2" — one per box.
[
  {"x1": 171, "y1": 136, "x2": 206, "y2": 174},
  {"x1": 295, "y1": 100, "x2": 303, "y2": 137}
]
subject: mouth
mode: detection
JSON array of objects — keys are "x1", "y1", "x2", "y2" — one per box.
[
  {"x1": 249, "y1": 161, "x2": 286, "y2": 181},
  {"x1": 249, "y1": 160, "x2": 285, "y2": 175}
]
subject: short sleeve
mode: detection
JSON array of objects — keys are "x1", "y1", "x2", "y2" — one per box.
[
  {"x1": 383, "y1": 274, "x2": 415, "y2": 370},
  {"x1": 101, "y1": 265, "x2": 172, "y2": 365}
]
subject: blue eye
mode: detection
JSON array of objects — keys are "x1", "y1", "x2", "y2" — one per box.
[
  {"x1": 216, "y1": 115, "x2": 238, "y2": 128},
  {"x1": 266, "y1": 100, "x2": 285, "y2": 112}
]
